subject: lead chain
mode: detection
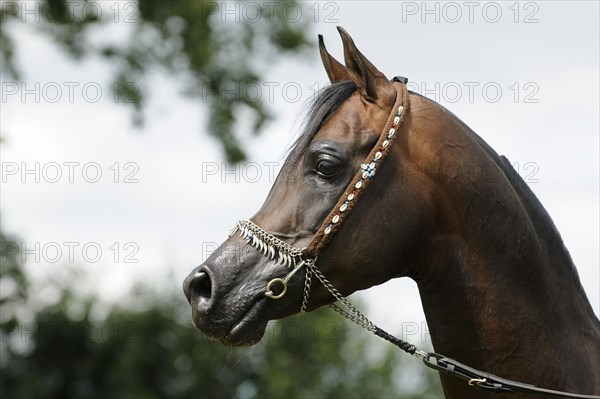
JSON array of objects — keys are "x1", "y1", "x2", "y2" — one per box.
[
  {"x1": 307, "y1": 262, "x2": 421, "y2": 356},
  {"x1": 307, "y1": 263, "x2": 377, "y2": 333},
  {"x1": 300, "y1": 261, "x2": 313, "y2": 314}
]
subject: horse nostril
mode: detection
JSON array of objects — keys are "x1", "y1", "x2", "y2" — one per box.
[
  {"x1": 192, "y1": 271, "x2": 212, "y2": 300},
  {"x1": 183, "y1": 268, "x2": 216, "y2": 312}
]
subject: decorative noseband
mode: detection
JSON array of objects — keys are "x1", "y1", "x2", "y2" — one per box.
[{"x1": 229, "y1": 80, "x2": 409, "y2": 310}]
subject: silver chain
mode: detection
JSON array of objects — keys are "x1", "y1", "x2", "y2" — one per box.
[
  {"x1": 300, "y1": 261, "x2": 313, "y2": 314},
  {"x1": 231, "y1": 220, "x2": 306, "y2": 274},
  {"x1": 232, "y1": 219, "x2": 424, "y2": 357},
  {"x1": 232, "y1": 220, "x2": 304, "y2": 258},
  {"x1": 307, "y1": 262, "x2": 377, "y2": 333},
  {"x1": 233, "y1": 219, "x2": 376, "y2": 331}
]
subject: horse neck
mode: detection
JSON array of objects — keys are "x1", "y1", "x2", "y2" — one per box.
[{"x1": 408, "y1": 104, "x2": 599, "y2": 392}]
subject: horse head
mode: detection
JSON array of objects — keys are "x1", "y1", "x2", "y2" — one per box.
[{"x1": 183, "y1": 27, "x2": 437, "y2": 346}]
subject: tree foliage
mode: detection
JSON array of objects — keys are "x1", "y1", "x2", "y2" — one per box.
[
  {"x1": 0, "y1": 0, "x2": 313, "y2": 162},
  {"x1": 0, "y1": 227, "x2": 443, "y2": 398}
]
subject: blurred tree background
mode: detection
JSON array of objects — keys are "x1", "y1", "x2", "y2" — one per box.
[
  {"x1": 1, "y1": 0, "x2": 313, "y2": 162},
  {"x1": 1, "y1": 226, "x2": 443, "y2": 398},
  {"x1": 1, "y1": 0, "x2": 443, "y2": 397}
]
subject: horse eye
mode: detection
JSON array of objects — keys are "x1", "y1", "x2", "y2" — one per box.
[{"x1": 315, "y1": 159, "x2": 339, "y2": 177}]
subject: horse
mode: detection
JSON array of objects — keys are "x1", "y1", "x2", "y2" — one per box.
[{"x1": 183, "y1": 27, "x2": 600, "y2": 398}]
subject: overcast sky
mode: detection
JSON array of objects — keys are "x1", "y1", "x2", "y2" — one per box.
[{"x1": 2, "y1": 1, "x2": 598, "y2": 342}]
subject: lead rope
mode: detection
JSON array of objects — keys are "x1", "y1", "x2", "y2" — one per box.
[
  {"x1": 304, "y1": 261, "x2": 600, "y2": 398},
  {"x1": 305, "y1": 261, "x2": 425, "y2": 357}
]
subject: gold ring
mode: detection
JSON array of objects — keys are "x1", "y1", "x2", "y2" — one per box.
[{"x1": 265, "y1": 278, "x2": 287, "y2": 299}]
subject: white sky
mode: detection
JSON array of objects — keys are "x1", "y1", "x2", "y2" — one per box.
[{"x1": 1, "y1": 1, "x2": 598, "y2": 343}]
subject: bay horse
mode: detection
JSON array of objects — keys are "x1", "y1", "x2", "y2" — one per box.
[{"x1": 184, "y1": 28, "x2": 600, "y2": 398}]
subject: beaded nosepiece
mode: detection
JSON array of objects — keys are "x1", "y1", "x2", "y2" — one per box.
[
  {"x1": 230, "y1": 219, "x2": 312, "y2": 303},
  {"x1": 229, "y1": 220, "x2": 304, "y2": 269}
]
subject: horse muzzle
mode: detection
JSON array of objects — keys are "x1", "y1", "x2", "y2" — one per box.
[{"x1": 183, "y1": 242, "x2": 271, "y2": 346}]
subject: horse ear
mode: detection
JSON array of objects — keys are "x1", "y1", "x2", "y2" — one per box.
[
  {"x1": 319, "y1": 34, "x2": 349, "y2": 83},
  {"x1": 337, "y1": 26, "x2": 395, "y2": 104}
]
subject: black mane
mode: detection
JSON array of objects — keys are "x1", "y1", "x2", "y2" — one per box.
[{"x1": 285, "y1": 80, "x2": 357, "y2": 168}]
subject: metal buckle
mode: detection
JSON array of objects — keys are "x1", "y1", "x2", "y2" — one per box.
[
  {"x1": 413, "y1": 349, "x2": 429, "y2": 361},
  {"x1": 468, "y1": 377, "x2": 487, "y2": 386}
]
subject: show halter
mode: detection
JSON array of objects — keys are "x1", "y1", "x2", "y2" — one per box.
[
  {"x1": 229, "y1": 78, "x2": 599, "y2": 399},
  {"x1": 230, "y1": 78, "x2": 409, "y2": 306}
]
